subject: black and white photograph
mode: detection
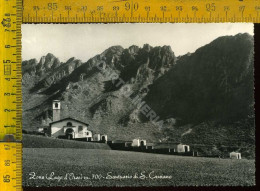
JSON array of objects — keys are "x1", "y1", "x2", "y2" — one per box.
[{"x1": 21, "y1": 23, "x2": 255, "y2": 187}]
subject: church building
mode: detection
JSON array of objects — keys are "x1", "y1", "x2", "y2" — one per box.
[{"x1": 47, "y1": 100, "x2": 94, "y2": 141}]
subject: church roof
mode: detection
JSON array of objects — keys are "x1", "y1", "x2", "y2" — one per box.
[{"x1": 49, "y1": 117, "x2": 89, "y2": 126}]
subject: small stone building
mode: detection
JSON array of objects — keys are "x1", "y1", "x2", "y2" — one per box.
[
  {"x1": 131, "y1": 139, "x2": 147, "y2": 147},
  {"x1": 176, "y1": 143, "x2": 190, "y2": 152},
  {"x1": 125, "y1": 141, "x2": 132, "y2": 147},
  {"x1": 230, "y1": 152, "x2": 241, "y2": 159},
  {"x1": 152, "y1": 143, "x2": 190, "y2": 153},
  {"x1": 93, "y1": 134, "x2": 108, "y2": 142},
  {"x1": 93, "y1": 134, "x2": 101, "y2": 142},
  {"x1": 146, "y1": 143, "x2": 154, "y2": 150},
  {"x1": 169, "y1": 147, "x2": 176, "y2": 153},
  {"x1": 100, "y1": 134, "x2": 108, "y2": 142},
  {"x1": 109, "y1": 140, "x2": 127, "y2": 150}
]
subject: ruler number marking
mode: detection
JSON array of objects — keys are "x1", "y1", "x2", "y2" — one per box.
[
  {"x1": 113, "y1": 6, "x2": 119, "y2": 17},
  {"x1": 33, "y1": 6, "x2": 39, "y2": 11},
  {"x1": 48, "y1": 3, "x2": 58, "y2": 10},
  {"x1": 97, "y1": 6, "x2": 104, "y2": 19},
  {"x1": 239, "y1": 6, "x2": 245, "y2": 18},
  {"x1": 33, "y1": 6, "x2": 39, "y2": 20},
  {"x1": 160, "y1": 6, "x2": 167, "y2": 12},
  {"x1": 4, "y1": 144, "x2": 10, "y2": 150},
  {"x1": 176, "y1": 6, "x2": 183, "y2": 11},
  {"x1": 5, "y1": 160, "x2": 11, "y2": 166},
  {"x1": 81, "y1": 6, "x2": 87, "y2": 11},
  {"x1": 192, "y1": 6, "x2": 198, "y2": 17},
  {"x1": 65, "y1": 6, "x2": 71, "y2": 10},
  {"x1": 124, "y1": 2, "x2": 138, "y2": 11},
  {"x1": 206, "y1": 3, "x2": 216, "y2": 12},
  {"x1": 3, "y1": 60, "x2": 11, "y2": 63},
  {"x1": 125, "y1": 1, "x2": 138, "y2": 17},
  {"x1": 176, "y1": 6, "x2": 183, "y2": 18},
  {"x1": 113, "y1": 6, "x2": 119, "y2": 11},
  {"x1": 224, "y1": 6, "x2": 230, "y2": 20},
  {"x1": 125, "y1": 2, "x2": 130, "y2": 11},
  {"x1": 206, "y1": 3, "x2": 216, "y2": 19},
  {"x1": 2, "y1": 17, "x2": 11, "y2": 28},
  {"x1": 97, "y1": 6, "x2": 103, "y2": 11},
  {"x1": 65, "y1": 6, "x2": 71, "y2": 19},
  {"x1": 3, "y1": 175, "x2": 11, "y2": 183},
  {"x1": 145, "y1": 6, "x2": 150, "y2": 18},
  {"x1": 133, "y1": 2, "x2": 138, "y2": 11},
  {"x1": 80, "y1": 6, "x2": 87, "y2": 19},
  {"x1": 160, "y1": 6, "x2": 167, "y2": 19}
]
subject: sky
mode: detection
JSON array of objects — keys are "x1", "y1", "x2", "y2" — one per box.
[{"x1": 22, "y1": 23, "x2": 254, "y2": 62}]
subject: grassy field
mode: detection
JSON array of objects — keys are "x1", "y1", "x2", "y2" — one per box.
[
  {"x1": 23, "y1": 148, "x2": 255, "y2": 187},
  {"x1": 23, "y1": 134, "x2": 110, "y2": 150}
]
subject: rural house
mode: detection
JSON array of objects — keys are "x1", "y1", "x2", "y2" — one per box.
[
  {"x1": 153, "y1": 143, "x2": 190, "y2": 153},
  {"x1": 125, "y1": 141, "x2": 133, "y2": 147},
  {"x1": 176, "y1": 143, "x2": 190, "y2": 152},
  {"x1": 93, "y1": 133, "x2": 108, "y2": 142},
  {"x1": 145, "y1": 143, "x2": 154, "y2": 150},
  {"x1": 132, "y1": 138, "x2": 147, "y2": 147},
  {"x1": 230, "y1": 152, "x2": 241, "y2": 159}
]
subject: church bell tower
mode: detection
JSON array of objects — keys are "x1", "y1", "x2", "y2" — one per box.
[{"x1": 52, "y1": 100, "x2": 61, "y2": 122}]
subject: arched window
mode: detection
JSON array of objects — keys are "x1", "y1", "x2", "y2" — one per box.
[
  {"x1": 101, "y1": 136, "x2": 106, "y2": 142},
  {"x1": 55, "y1": 103, "x2": 59, "y2": 108},
  {"x1": 67, "y1": 122, "x2": 72, "y2": 127}
]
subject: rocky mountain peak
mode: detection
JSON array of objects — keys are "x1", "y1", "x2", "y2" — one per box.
[
  {"x1": 128, "y1": 45, "x2": 140, "y2": 55},
  {"x1": 65, "y1": 57, "x2": 76, "y2": 63},
  {"x1": 142, "y1": 44, "x2": 152, "y2": 52}
]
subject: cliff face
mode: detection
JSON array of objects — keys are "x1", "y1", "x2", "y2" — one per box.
[
  {"x1": 145, "y1": 33, "x2": 254, "y2": 124},
  {"x1": 22, "y1": 33, "x2": 255, "y2": 157}
]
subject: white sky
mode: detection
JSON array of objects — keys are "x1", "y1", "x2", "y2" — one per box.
[{"x1": 22, "y1": 23, "x2": 253, "y2": 62}]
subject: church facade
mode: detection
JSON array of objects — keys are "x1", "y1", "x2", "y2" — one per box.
[{"x1": 49, "y1": 117, "x2": 93, "y2": 140}]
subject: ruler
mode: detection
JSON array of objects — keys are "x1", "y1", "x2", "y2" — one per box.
[
  {"x1": 0, "y1": 0, "x2": 22, "y2": 190},
  {"x1": 22, "y1": 0, "x2": 260, "y2": 23}
]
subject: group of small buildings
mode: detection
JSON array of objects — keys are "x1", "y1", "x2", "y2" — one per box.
[
  {"x1": 107, "y1": 138, "x2": 194, "y2": 156},
  {"x1": 108, "y1": 139, "x2": 242, "y2": 159},
  {"x1": 37, "y1": 100, "x2": 242, "y2": 159}
]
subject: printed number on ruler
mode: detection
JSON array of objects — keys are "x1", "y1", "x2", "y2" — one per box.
[
  {"x1": 0, "y1": 143, "x2": 22, "y2": 191},
  {"x1": 22, "y1": 0, "x2": 260, "y2": 23}
]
